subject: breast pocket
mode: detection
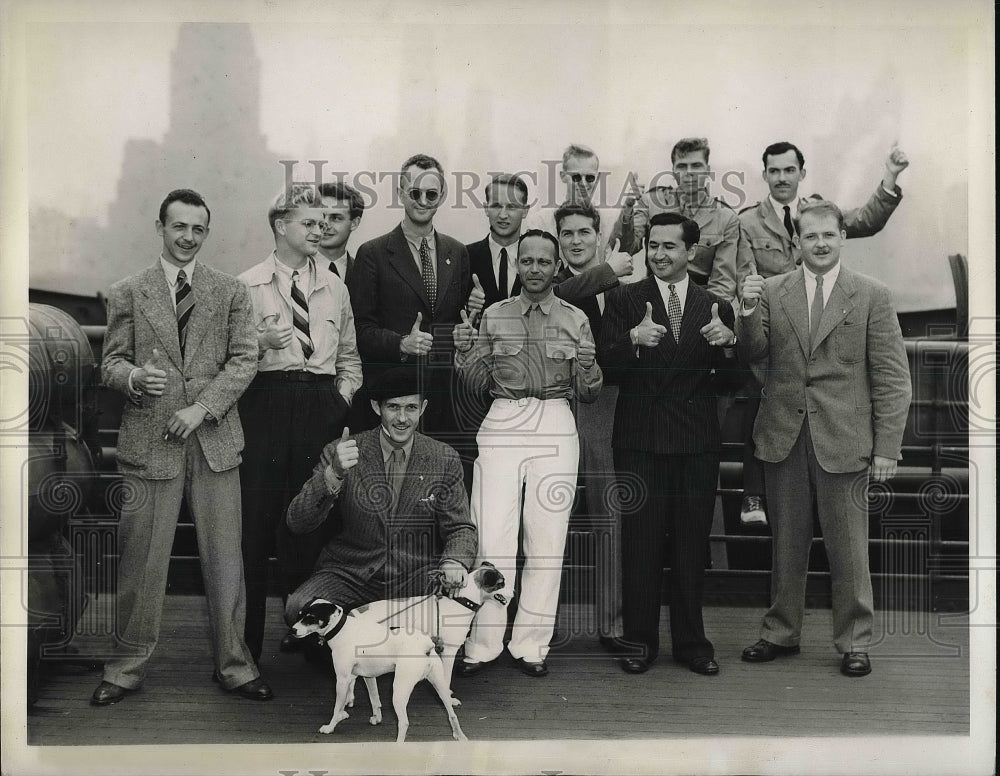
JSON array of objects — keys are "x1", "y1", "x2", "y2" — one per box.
[
  {"x1": 834, "y1": 320, "x2": 866, "y2": 363},
  {"x1": 750, "y1": 236, "x2": 792, "y2": 276},
  {"x1": 492, "y1": 339, "x2": 526, "y2": 387},
  {"x1": 544, "y1": 341, "x2": 577, "y2": 384}
]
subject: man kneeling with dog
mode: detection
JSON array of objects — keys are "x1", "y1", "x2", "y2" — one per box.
[{"x1": 284, "y1": 367, "x2": 478, "y2": 632}]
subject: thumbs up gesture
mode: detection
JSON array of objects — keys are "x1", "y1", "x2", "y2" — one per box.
[
  {"x1": 740, "y1": 272, "x2": 765, "y2": 311},
  {"x1": 400, "y1": 312, "x2": 434, "y2": 356},
  {"x1": 699, "y1": 302, "x2": 736, "y2": 347},
  {"x1": 885, "y1": 143, "x2": 909, "y2": 176},
  {"x1": 329, "y1": 426, "x2": 359, "y2": 480},
  {"x1": 136, "y1": 347, "x2": 168, "y2": 396},
  {"x1": 466, "y1": 274, "x2": 486, "y2": 316},
  {"x1": 604, "y1": 238, "x2": 634, "y2": 278},
  {"x1": 633, "y1": 301, "x2": 668, "y2": 348},
  {"x1": 258, "y1": 311, "x2": 293, "y2": 351},
  {"x1": 452, "y1": 308, "x2": 478, "y2": 353}
]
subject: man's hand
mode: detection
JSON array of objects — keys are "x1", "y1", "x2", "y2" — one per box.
[
  {"x1": 439, "y1": 559, "x2": 467, "y2": 590},
  {"x1": 883, "y1": 144, "x2": 909, "y2": 189},
  {"x1": 452, "y1": 308, "x2": 477, "y2": 353},
  {"x1": 700, "y1": 303, "x2": 736, "y2": 346},
  {"x1": 740, "y1": 273, "x2": 765, "y2": 312},
  {"x1": 400, "y1": 312, "x2": 433, "y2": 356},
  {"x1": 604, "y1": 238, "x2": 634, "y2": 278},
  {"x1": 258, "y1": 312, "x2": 293, "y2": 351},
  {"x1": 869, "y1": 455, "x2": 898, "y2": 483},
  {"x1": 329, "y1": 426, "x2": 359, "y2": 478},
  {"x1": 577, "y1": 336, "x2": 596, "y2": 368},
  {"x1": 466, "y1": 274, "x2": 486, "y2": 316},
  {"x1": 163, "y1": 403, "x2": 207, "y2": 442},
  {"x1": 634, "y1": 301, "x2": 668, "y2": 348},
  {"x1": 135, "y1": 348, "x2": 168, "y2": 396}
]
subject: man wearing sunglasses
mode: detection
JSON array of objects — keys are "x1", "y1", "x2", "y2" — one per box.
[
  {"x1": 524, "y1": 143, "x2": 628, "y2": 258},
  {"x1": 237, "y1": 182, "x2": 363, "y2": 663},
  {"x1": 616, "y1": 137, "x2": 751, "y2": 304},
  {"x1": 349, "y1": 153, "x2": 483, "y2": 462}
]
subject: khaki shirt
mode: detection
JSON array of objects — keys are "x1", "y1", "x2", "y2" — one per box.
[{"x1": 455, "y1": 291, "x2": 603, "y2": 403}]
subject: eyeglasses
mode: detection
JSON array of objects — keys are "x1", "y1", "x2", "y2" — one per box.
[
  {"x1": 568, "y1": 173, "x2": 598, "y2": 184},
  {"x1": 407, "y1": 188, "x2": 442, "y2": 204},
  {"x1": 281, "y1": 218, "x2": 325, "y2": 232}
]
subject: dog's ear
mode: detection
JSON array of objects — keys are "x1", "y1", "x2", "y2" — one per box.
[
  {"x1": 479, "y1": 560, "x2": 495, "y2": 569},
  {"x1": 481, "y1": 568, "x2": 504, "y2": 590}
]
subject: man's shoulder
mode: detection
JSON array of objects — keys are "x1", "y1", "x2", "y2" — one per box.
[
  {"x1": 197, "y1": 262, "x2": 242, "y2": 288},
  {"x1": 465, "y1": 236, "x2": 490, "y2": 257},
  {"x1": 357, "y1": 225, "x2": 403, "y2": 256},
  {"x1": 435, "y1": 230, "x2": 468, "y2": 255},
  {"x1": 237, "y1": 256, "x2": 275, "y2": 286},
  {"x1": 553, "y1": 295, "x2": 589, "y2": 322},
  {"x1": 738, "y1": 200, "x2": 765, "y2": 218},
  {"x1": 413, "y1": 432, "x2": 461, "y2": 463},
  {"x1": 482, "y1": 296, "x2": 519, "y2": 319}
]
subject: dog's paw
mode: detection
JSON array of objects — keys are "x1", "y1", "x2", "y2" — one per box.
[
  {"x1": 449, "y1": 696, "x2": 462, "y2": 707},
  {"x1": 369, "y1": 713, "x2": 382, "y2": 726},
  {"x1": 454, "y1": 731, "x2": 469, "y2": 742},
  {"x1": 319, "y1": 724, "x2": 334, "y2": 734}
]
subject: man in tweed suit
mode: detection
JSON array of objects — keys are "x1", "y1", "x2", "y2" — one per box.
[
  {"x1": 599, "y1": 212, "x2": 740, "y2": 676},
  {"x1": 92, "y1": 189, "x2": 271, "y2": 705},
  {"x1": 283, "y1": 368, "x2": 477, "y2": 620},
  {"x1": 738, "y1": 200, "x2": 911, "y2": 677}
]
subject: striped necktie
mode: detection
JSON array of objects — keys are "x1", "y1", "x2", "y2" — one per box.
[
  {"x1": 809, "y1": 274, "x2": 824, "y2": 352},
  {"x1": 667, "y1": 283, "x2": 682, "y2": 342},
  {"x1": 175, "y1": 269, "x2": 194, "y2": 356},
  {"x1": 290, "y1": 269, "x2": 314, "y2": 360},
  {"x1": 420, "y1": 237, "x2": 436, "y2": 311}
]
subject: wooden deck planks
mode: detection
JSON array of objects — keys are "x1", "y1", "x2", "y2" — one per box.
[{"x1": 26, "y1": 596, "x2": 970, "y2": 745}]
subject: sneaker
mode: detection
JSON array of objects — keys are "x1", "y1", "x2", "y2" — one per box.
[{"x1": 740, "y1": 495, "x2": 767, "y2": 526}]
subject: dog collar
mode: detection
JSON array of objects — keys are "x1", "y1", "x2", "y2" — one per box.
[
  {"x1": 450, "y1": 596, "x2": 482, "y2": 612},
  {"x1": 318, "y1": 612, "x2": 351, "y2": 644}
]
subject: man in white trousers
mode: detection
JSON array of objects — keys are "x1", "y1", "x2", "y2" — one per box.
[{"x1": 452, "y1": 229, "x2": 603, "y2": 676}]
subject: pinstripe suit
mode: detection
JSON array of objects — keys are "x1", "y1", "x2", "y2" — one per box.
[
  {"x1": 283, "y1": 429, "x2": 477, "y2": 620},
  {"x1": 101, "y1": 261, "x2": 259, "y2": 690},
  {"x1": 599, "y1": 277, "x2": 738, "y2": 662}
]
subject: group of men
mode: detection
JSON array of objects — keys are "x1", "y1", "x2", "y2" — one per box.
[{"x1": 91, "y1": 136, "x2": 912, "y2": 708}]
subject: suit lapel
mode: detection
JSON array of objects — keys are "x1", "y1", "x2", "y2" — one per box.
[
  {"x1": 137, "y1": 265, "x2": 184, "y2": 369},
  {"x1": 388, "y1": 225, "x2": 431, "y2": 312},
  {"x1": 359, "y1": 431, "x2": 393, "y2": 521},
  {"x1": 394, "y1": 434, "x2": 432, "y2": 518},
  {"x1": 434, "y1": 234, "x2": 455, "y2": 313},
  {"x1": 813, "y1": 267, "x2": 857, "y2": 350},
  {"x1": 761, "y1": 200, "x2": 792, "y2": 248},
  {"x1": 181, "y1": 265, "x2": 222, "y2": 367},
  {"x1": 778, "y1": 268, "x2": 810, "y2": 357},
  {"x1": 473, "y1": 239, "x2": 501, "y2": 302},
  {"x1": 676, "y1": 283, "x2": 708, "y2": 362}
]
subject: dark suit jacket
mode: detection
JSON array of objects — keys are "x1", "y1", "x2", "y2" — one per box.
[
  {"x1": 737, "y1": 265, "x2": 911, "y2": 473},
  {"x1": 599, "y1": 277, "x2": 738, "y2": 455},
  {"x1": 286, "y1": 429, "x2": 478, "y2": 583},
  {"x1": 102, "y1": 262, "x2": 257, "y2": 478},
  {"x1": 467, "y1": 236, "x2": 512, "y2": 309},
  {"x1": 350, "y1": 225, "x2": 471, "y2": 380},
  {"x1": 324, "y1": 252, "x2": 354, "y2": 283}
]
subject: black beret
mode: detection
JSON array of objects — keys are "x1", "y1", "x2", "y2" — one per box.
[{"x1": 368, "y1": 366, "x2": 423, "y2": 403}]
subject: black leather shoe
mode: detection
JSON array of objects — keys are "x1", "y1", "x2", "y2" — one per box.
[
  {"x1": 90, "y1": 681, "x2": 131, "y2": 706},
  {"x1": 512, "y1": 657, "x2": 548, "y2": 677},
  {"x1": 620, "y1": 657, "x2": 650, "y2": 674},
  {"x1": 840, "y1": 652, "x2": 871, "y2": 677},
  {"x1": 230, "y1": 677, "x2": 274, "y2": 701},
  {"x1": 455, "y1": 659, "x2": 490, "y2": 678},
  {"x1": 279, "y1": 630, "x2": 301, "y2": 652},
  {"x1": 741, "y1": 639, "x2": 801, "y2": 662},
  {"x1": 688, "y1": 657, "x2": 720, "y2": 675}
]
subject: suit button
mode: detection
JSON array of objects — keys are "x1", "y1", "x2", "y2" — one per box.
[
  {"x1": 806, "y1": 381, "x2": 812, "y2": 388},
  {"x1": 797, "y1": 409, "x2": 804, "y2": 414}
]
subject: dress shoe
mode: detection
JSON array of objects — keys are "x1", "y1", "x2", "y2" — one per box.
[
  {"x1": 687, "y1": 656, "x2": 720, "y2": 675},
  {"x1": 279, "y1": 630, "x2": 301, "y2": 652},
  {"x1": 228, "y1": 677, "x2": 274, "y2": 701},
  {"x1": 620, "y1": 657, "x2": 650, "y2": 674},
  {"x1": 512, "y1": 657, "x2": 548, "y2": 677},
  {"x1": 840, "y1": 651, "x2": 871, "y2": 677},
  {"x1": 741, "y1": 639, "x2": 801, "y2": 662},
  {"x1": 90, "y1": 681, "x2": 131, "y2": 706},
  {"x1": 740, "y1": 495, "x2": 768, "y2": 526},
  {"x1": 455, "y1": 658, "x2": 490, "y2": 678}
]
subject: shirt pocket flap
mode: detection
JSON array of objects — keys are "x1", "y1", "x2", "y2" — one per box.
[{"x1": 544, "y1": 341, "x2": 577, "y2": 362}]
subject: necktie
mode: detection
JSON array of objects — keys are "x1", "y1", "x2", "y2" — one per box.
[
  {"x1": 175, "y1": 269, "x2": 194, "y2": 356},
  {"x1": 420, "y1": 237, "x2": 436, "y2": 311},
  {"x1": 809, "y1": 274, "x2": 824, "y2": 352},
  {"x1": 498, "y1": 247, "x2": 509, "y2": 297},
  {"x1": 329, "y1": 261, "x2": 339, "y2": 277},
  {"x1": 290, "y1": 270, "x2": 314, "y2": 360},
  {"x1": 782, "y1": 205, "x2": 795, "y2": 240},
  {"x1": 667, "y1": 284, "x2": 682, "y2": 342},
  {"x1": 387, "y1": 447, "x2": 405, "y2": 505}
]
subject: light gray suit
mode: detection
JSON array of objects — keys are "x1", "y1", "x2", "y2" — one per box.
[
  {"x1": 737, "y1": 265, "x2": 911, "y2": 651},
  {"x1": 101, "y1": 261, "x2": 259, "y2": 690}
]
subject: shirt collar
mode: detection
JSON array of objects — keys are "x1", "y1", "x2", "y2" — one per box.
[
  {"x1": 159, "y1": 256, "x2": 196, "y2": 288},
  {"x1": 517, "y1": 289, "x2": 556, "y2": 315},
  {"x1": 654, "y1": 272, "x2": 689, "y2": 300},
  {"x1": 802, "y1": 261, "x2": 841, "y2": 289},
  {"x1": 768, "y1": 194, "x2": 797, "y2": 221},
  {"x1": 488, "y1": 233, "x2": 518, "y2": 262},
  {"x1": 378, "y1": 426, "x2": 415, "y2": 462},
  {"x1": 400, "y1": 221, "x2": 435, "y2": 252}
]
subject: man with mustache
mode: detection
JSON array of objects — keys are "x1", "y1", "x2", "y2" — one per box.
[
  {"x1": 734, "y1": 141, "x2": 908, "y2": 527},
  {"x1": 238, "y1": 182, "x2": 363, "y2": 663}
]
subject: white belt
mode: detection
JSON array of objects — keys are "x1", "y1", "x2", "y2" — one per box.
[{"x1": 493, "y1": 396, "x2": 566, "y2": 407}]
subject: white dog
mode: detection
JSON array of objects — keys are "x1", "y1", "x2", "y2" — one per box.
[{"x1": 289, "y1": 563, "x2": 505, "y2": 742}]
